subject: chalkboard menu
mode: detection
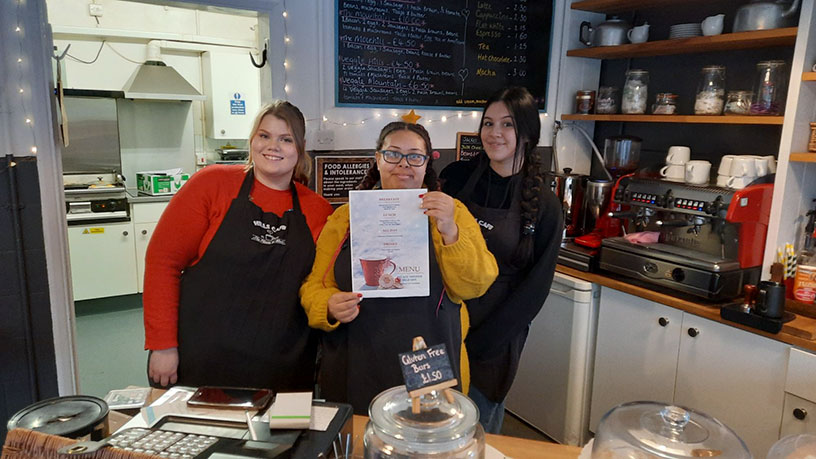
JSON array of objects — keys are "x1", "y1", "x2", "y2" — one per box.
[
  {"x1": 315, "y1": 156, "x2": 377, "y2": 203},
  {"x1": 336, "y1": 0, "x2": 553, "y2": 109},
  {"x1": 398, "y1": 343, "x2": 457, "y2": 396},
  {"x1": 456, "y1": 132, "x2": 484, "y2": 161}
]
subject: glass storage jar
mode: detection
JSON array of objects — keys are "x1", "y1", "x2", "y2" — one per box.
[
  {"x1": 575, "y1": 90, "x2": 595, "y2": 114},
  {"x1": 694, "y1": 65, "x2": 726, "y2": 115},
  {"x1": 724, "y1": 90, "x2": 753, "y2": 115},
  {"x1": 652, "y1": 93, "x2": 678, "y2": 114},
  {"x1": 621, "y1": 70, "x2": 649, "y2": 114},
  {"x1": 364, "y1": 386, "x2": 485, "y2": 458},
  {"x1": 595, "y1": 86, "x2": 619, "y2": 114},
  {"x1": 751, "y1": 60, "x2": 787, "y2": 115}
]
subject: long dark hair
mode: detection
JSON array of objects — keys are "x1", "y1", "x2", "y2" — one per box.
[
  {"x1": 357, "y1": 122, "x2": 440, "y2": 191},
  {"x1": 479, "y1": 87, "x2": 544, "y2": 268}
]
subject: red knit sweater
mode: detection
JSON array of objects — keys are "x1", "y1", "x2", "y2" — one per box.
[{"x1": 143, "y1": 165, "x2": 334, "y2": 350}]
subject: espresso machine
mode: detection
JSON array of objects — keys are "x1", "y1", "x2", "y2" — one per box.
[{"x1": 599, "y1": 176, "x2": 774, "y2": 300}]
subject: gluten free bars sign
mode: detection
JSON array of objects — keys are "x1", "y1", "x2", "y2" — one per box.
[
  {"x1": 398, "y1": 343, "x2": 457, "y2": 397},
  {"x1": 315, "y1": 156, "x2": 376, "y2": 203}
]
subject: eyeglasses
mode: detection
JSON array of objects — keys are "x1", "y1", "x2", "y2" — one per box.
[{"x1": 377, "y1": 150, "x2": 429, "y2": 167}]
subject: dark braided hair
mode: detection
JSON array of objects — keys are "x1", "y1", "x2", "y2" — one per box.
[
  {"x1": 356, "y1": 121, "x2": 440, "y2": 191},
  {"x1": 479, "y1": 87, "x2": 544, "y2": 269}
]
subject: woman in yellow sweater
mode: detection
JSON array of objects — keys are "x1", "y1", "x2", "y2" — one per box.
[{"x1": 300, "y1": 121, "x2": 498, "y2": 414}]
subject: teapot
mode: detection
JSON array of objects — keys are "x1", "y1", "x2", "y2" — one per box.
[
  {"x1": 733, "y1": 0, "x2": 801, "y2": 32},
  {"x1": 579, "y1": 17, "x2": 630, "y2": 47}
]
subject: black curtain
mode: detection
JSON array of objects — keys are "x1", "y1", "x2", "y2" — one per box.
[{"x1": 0, "y1": 155, "x2": 59, "y2": 446}]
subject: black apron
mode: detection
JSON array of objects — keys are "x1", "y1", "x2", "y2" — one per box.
[
  {"x1": 318, "y1": 227, "x2": 462, "y2": 414},
  {"x1": 175, "y1": 170, "x2": 317, "y2": 391},
  {"x1": 458, "y1": 158, "x2": 530, "y2": 403}
]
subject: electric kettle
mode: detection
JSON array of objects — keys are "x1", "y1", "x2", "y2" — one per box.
[{"x1": 579, "y1": 17, "x2": 630, "y2": 47}]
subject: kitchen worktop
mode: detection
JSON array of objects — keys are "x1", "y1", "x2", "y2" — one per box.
[
  {"x1": 557, "y1": 265, "x2": 816, "y2": 352},
  {"x1": 126, "y1": 189, "x2": 174, "y2": 203}
]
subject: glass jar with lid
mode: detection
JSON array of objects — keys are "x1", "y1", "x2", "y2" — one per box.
[
  {"x1": 621, "y1": 69, "x2": 649, "y2": 114},
  {"x1": 652, "y1": 93, "x2": 678, "y2": 115},
  {"x1": 364, "y1": 386, "x2": 485, "y2": 458},
  {"x1": 575, "y1": 90, "x2": 596, "y2": 114},
  {"x1": 751, "y1": 60, "x2": 787, "y2": 115},
  {"x1": 724, "y1": 90, "x2": 753, "y2": 115},
  {"x1": 596, "y1": 86, "x2": 619, "y2": 114},
  {"x1": 593, "y1": 402, "x2": 751, "y2": 458},
  {"x1": 694, "y1": 65, "x2": 726, "y2": 115}
]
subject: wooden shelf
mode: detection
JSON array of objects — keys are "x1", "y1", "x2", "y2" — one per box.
[
  {"x1": 571, "y1": 0, "x2": 707, "y2": 13},
  {"x1": 566, "y1": 28, "x2": 797, "y2": 59},
  {"x1": 803, "y1": 72, "x2": 816, "y2": 81},
  {"x1": 790, "y1": 152, "x2": 816, "y2": 162},
  {"x1": 561, "y1": 114, "x2": 784, "y2": 125}
]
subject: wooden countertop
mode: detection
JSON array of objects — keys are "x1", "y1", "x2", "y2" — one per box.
[
  {"x1": 351, "y1": 414, "x2": 580, "y2": 458},
  {"x1": 556, "y1": 265, "x2": 816, "y2": 352}
]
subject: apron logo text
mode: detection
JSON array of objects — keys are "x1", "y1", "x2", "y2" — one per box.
[
  {"x1": 475, "y1": 218, "x2": 494, "y2": 231},
  {"x1": 251, "y1": 221, "x2": 287, "y2": 246}
]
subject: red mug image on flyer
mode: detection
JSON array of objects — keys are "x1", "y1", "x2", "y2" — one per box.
[{"x1": 360, "y1": 258, "x2": 397, "y2": 286}]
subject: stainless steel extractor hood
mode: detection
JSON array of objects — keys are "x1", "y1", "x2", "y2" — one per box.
[{"x1": 123, "y1": 60, "x2": 206, "y2": 101}]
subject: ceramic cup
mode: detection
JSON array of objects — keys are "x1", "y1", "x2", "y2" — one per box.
[
  {"x1": 751, "y1": 155, "x2": 770, "y2": 176},
  {"x1": 359, "y1": 258, "x2": 396, "y2": 286},
  {"x1": 685, "y1": 160, "x2": 711, "y2": 185},
  {"x1": 627, "y1": 24, "x2": 649, "y2": 44},
  {"x1": 726, "y1": 175, "x2": 757, "y2": 189},
  {"x1": 660, "y1": 164, "x2": 686, "y2": 182},
  {"x1": 702, "y1": 14, "x2": 725, "y2": 36},
  {"x1": 716, "y1": 174, "x2": 730, "y2": 187},
  {"x1": 730, "y1": 156, "x2": 758, "y2": 177},
  {"x1": 764, "y1": 155, "x2": 777, "y2": 173},
  {"x1": 718, "y1": 154, "x2": 736, "y2": 175},
  {"x1": 666, "y1": 146, "x2": 691, "y2": 165}
]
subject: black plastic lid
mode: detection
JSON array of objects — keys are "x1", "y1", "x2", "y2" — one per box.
[{"x1": 6, "y1": 395, "x2": 109, "y2": 438}]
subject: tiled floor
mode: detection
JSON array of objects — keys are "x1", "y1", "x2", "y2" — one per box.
[{"x1": 74, "y1": 295, "x2": 554, "y2": 444}]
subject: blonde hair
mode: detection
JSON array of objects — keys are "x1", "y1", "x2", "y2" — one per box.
[{"x1": 245, "y1": 100, "x2": 311, "y2": 185}]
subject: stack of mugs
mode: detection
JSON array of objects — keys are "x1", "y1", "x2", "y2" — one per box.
[
  {"x1": 660, "y1": 146, "x2": 712, "y2": 185},
  {"x1": 716, "y1": 155, "x2": 776, "y2": 189}
]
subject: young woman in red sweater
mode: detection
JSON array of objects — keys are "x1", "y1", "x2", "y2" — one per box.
[{"x1": 143, "y1": 101, "x2": 333, "y2": 390}]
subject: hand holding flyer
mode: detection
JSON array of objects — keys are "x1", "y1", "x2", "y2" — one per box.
[{"x1": 349, "y1": 189, "x2": 430, "y2": 298}]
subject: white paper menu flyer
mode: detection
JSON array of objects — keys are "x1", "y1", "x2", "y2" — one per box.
[{"x1": 349, "y1": 189, "x2": 429, "y2": 298}]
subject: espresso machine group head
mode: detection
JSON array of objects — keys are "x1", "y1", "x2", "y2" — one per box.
[{"x1": 599, "y1": 177, "x2": 774, "y2": 300}]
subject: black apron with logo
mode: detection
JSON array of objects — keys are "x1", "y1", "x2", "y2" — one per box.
[
  {"x1": 175, "y1": 170, "x2": 317, "y2": 391},
  {"x1": 318, "y1": 227, "x2": 462, "y2": 414},
  {"x1": 458, "y1": 158, "x2": 529, "y2": 402}
]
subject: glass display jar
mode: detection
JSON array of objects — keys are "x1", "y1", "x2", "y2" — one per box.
[
  {"x1": 724, "y1": 90, "x2": 753, "y2": 115},
  {"x1": 593, "y1": 402, "x2": 751, "y2": 459},
  {"x1": 652, "y1": 92, "x2": 678, "y2": 115},
  {"x1": 364, "y1": 386, "x2": 485, "y2": 458},
  {"x1": 575, "y1": 89, "x2": 595, "y2": 114},
  {"x1": 751, "y1": 60, "x2": 787, "y2": 115},
  {"x1": 694, "y1": 65, "x2": 726, "y2": 115},
  {"x1": 621, "y1": 69, "x2": 649, "y2": 114},
  {"x1": 596, "y1": 86, "x2": 619, "y2": 114}
]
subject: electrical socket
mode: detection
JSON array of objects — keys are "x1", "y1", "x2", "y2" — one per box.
[
  {"x1": 315, "y1": 129, "x2": 335, "y2": 151},
  {"x1": 88, "y1": 3, "x2": 103, "y2": 17}
]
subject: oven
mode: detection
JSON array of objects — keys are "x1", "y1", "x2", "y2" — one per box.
[{"x1": 64, "y1": 173, "x2": 130, "y2": 225}]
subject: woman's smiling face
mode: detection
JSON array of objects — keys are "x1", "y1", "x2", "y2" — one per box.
[
  {"x1": 377, "y1": 129, "x2": 428, "y2": 189},
  {"x1": 480, "y1": 102, "x2": 520, "y2": 176},
  {"x1": 249, "y1": 115, "x2": 299, "y2": 189}
]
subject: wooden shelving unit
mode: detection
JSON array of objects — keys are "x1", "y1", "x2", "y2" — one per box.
[
  {"x1": 561, "y1": 114, "x2": 784, "y2": 125},
  {"x1": 571, "y1": 0, "x2": 708, "y2": 13},
  {"x1": 566, "y1": 28, "x2": 797, "y2": 59},
  {"x1": 790, "y1": 152, "x2": 816, "y2": 162},
  {"x1": 803, "y1": 72, "x2": 816, "y2": 81}
]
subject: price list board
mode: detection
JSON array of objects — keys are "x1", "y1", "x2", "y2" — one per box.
[{"x1": 336, "y1": 0, "x2": 553, "y2": 109}]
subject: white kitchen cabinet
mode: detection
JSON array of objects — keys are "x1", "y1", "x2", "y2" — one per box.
[
  {"x1": 781, "y1": 348, "x2": 816, "y2": 436},
  {"x1": 67, "y1": 222, "x2": 138, "y2": 301},
  {"x1": 132, "y1": 202, "x2": 169, "y2": 293},
  {"x1": 781, "y1": 394, "x2": 816, "y2": 436},
  {"x1": 202, "y1": 51, "x2": 260, "y2": 139},
  {"x1": 590, "y1": 287, "x2": 789, "y2": 457}
]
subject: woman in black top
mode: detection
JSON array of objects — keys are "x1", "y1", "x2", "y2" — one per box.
[{"x1": 440, "y1": 87, "x2": 563, "y2": 433}]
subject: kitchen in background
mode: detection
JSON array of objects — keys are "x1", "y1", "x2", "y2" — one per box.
[{"x1": 48, "y1": 0, "x2": 267, "y2": 397}]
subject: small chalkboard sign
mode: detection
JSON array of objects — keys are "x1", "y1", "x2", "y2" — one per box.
[
  {"x1": 315, "y1": 156, "x2": 376, "y2": 203},
  {"x1": 456, "y1": 132, "x2": 484, "y2": 162},
  {"x1": 398, "y1": 342, "x2": 457, "y2": 397}
]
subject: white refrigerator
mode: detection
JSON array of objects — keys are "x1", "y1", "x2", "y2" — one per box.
[{"x1": 505, "y1": 272, "x2": 599, "y2": 446}]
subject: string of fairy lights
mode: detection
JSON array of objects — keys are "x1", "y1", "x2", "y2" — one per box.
[{"x1": 13, "y1": 0, "x2": 38, "y2": 155}]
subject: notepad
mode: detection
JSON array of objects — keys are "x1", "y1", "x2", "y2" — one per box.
[{"x1": 267, "y1": 392, "x2": 312, "y2": 429}]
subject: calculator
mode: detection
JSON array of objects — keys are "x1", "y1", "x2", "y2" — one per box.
[{"x1": 106, "y1": 427, "x2": 218, "y2": 458}]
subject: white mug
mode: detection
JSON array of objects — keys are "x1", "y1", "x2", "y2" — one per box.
[
  {"x1": 718, "y1": 155, "x2": 736, "y2": 175},
  {"x1": 727, "y1": 175, "x2": 757, "y2": 189},
  {"x1": 716, "y1": 174, "x2": 730, "y2": 187},
  {"x1": 752, "y1": 156, "x2": 770, "y2": 176},
  {"x1": 627, "y1": 24, "x2": 649, "y2": 44},
  {"x1": 730, "y1": 156, "x2": 757, "y2": 177},
  {"x1": 666, "y1": 146, "x2": 691, "y2": 165},
  {"x1": 763, "y1": 155, "x2": 777, "y2": 173},
  {"x1": 660, "y1": 164, "x2": 685, "y2": 182},
  {"x1": 701, "y1": 14, "x2": 725, "y2": 36},
  {"x1": 685, "y1": 160, "x2": 711, "y2": 185}
]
